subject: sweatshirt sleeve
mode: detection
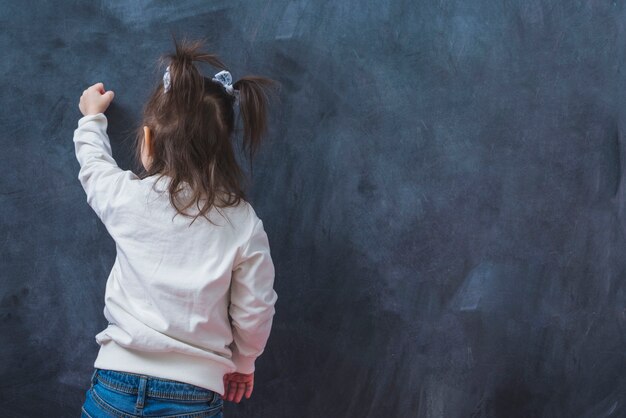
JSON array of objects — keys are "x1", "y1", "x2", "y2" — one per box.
[
  {"x1": 228, "y1": 218, "x2": 278, "y2": 374},
  {"x1": 73, "y1": 112, "x2": 136, "y2": 224}
]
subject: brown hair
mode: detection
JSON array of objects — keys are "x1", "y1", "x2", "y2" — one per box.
[{"x1": 133, "y1": 34, "x2": 280, "y2": 226}]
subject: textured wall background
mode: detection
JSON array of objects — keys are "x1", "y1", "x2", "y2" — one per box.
[{"x1": 1, "y1": 1, "x2": 625, "y2": 417}]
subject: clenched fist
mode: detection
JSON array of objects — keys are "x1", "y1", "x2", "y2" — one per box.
[{"x1": 79, "y1": 82, "x2": 115, "y2": 116}]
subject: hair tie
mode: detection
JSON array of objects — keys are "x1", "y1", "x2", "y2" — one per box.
[
  {"x1": 212, "y1": 70, "x2": 234, "y2": 94},
  {"x1": 212, "y1": 70, "x2": 240, "y2": 104},
  {"x1": 163, "y1": 65, "x2": 171, "y2": 93}
]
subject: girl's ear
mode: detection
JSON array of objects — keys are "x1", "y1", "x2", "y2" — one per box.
[{"x1": 143, "y1": 126, "x2": 152, "y2": 155}]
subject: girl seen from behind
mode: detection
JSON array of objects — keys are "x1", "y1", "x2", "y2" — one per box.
[{"x1": 75, "y1": 35, "x2": 280, "y2": 418}]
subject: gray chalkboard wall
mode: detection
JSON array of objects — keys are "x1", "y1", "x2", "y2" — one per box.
[{"x1": 1, "y1": 1, "x2": 625, "y2": 417}]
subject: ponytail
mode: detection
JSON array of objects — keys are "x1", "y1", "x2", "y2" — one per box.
[
  {"x1": 158, "y1": 34, "x2": 227, "y2": 111},
  {"x1": 233, "y1": 76, "x2": 280, "y2": 164}
]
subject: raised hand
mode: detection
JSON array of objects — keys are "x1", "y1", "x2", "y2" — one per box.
[{"x1": 79, "y1": 82, "x2": 115, "y2": 116}]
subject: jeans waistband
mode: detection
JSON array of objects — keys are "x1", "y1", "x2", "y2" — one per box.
[{"x1": 91, "y1": 368, "x2": 217, "y2": 402}]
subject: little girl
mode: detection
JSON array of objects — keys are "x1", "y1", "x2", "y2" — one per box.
[{"x1": 75, "y1": 36, "x2": 279, "y2": 418}]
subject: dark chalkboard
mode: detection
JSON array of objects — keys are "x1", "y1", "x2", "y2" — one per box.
[{"x1": 1, "y1": 1, "x2": 625, "y2": 417}]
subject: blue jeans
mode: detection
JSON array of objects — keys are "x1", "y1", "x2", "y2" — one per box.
[{"x1": 81, "y1": 368, "x2": 224, "y2": 417}]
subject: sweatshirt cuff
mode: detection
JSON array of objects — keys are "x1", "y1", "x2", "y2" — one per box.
[
  {"x1": 78, "y1": 112, "x2": 106, "y2": 126},
  {"x1": 230, "y1": 348, "x2": 257, "y2": 374}
]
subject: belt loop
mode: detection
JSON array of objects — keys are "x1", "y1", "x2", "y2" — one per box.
[
  {"x1": 90, "y1": 369, "x2": 99, "y2": 388},
  {"x1": 135, "y1": 375, "x2": 148, "y2": 410}
]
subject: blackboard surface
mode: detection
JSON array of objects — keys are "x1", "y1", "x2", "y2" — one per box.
[{"x1": 1, "y1": 1, "x2": 625, "y2": 417}]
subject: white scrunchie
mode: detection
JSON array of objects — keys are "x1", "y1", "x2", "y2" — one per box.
[
  {"x1": 163, "y1": 65, "x2": 171, "y2": 93},
  {"x1": 212, "y1": 70, "x2": 234, "y2": 94},
  {"x1": 213, "y1": 70, "x2": 240, "y2": 104}
]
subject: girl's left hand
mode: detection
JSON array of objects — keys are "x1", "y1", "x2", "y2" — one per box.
[{"x1": 79, "y1": 82, "x2": 115, "y2": 116}]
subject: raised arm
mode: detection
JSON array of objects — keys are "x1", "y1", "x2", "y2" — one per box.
[{"x1": 73, "y1": 112, "x2": 133, "y2": 223}]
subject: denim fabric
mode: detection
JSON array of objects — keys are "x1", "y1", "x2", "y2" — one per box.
[{"x1": 81, "y1": 368, "x2": 224, "y2": 417}]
